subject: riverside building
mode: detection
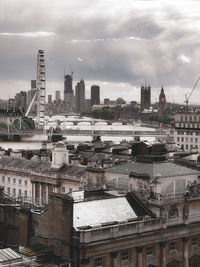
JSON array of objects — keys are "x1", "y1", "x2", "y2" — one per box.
[{"x1": 168, "y1": 112, "x2": 200, "y2": 152}]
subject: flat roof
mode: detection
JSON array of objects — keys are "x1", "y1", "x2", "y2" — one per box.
[{"x1": 73, "y1": 197, "x2": 137, "y2": 229}]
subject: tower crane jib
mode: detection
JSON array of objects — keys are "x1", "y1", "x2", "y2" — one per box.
[{"x1": 185, "y1": 76, "x2": 200, "y2": 107}]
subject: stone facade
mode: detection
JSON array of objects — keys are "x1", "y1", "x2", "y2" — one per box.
[
  {"x1": 168, "y1": 112, "x2": 200, "y2": 152},
  {"x1": 2, "y1": 186, "x2": 200, "y2": 266},
  {"x1": 141, "y1": 85, "x2": 151, "y2": 112}
]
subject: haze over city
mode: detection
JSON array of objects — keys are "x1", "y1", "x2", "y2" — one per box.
[{"x1": 1, "y1": 1, "x2": 200, "y2": 103}]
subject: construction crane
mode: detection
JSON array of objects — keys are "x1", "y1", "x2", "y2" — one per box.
[
  {"x1": 185, "y1": 76, "x2": 200, "y2": 108},
  {"x1": 69, "y1": 64, "x2": 73, "y2": 79}
]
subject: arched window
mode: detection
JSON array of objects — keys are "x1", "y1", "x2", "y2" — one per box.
[{"x1": 162, "y1": 180, "x2": 187, "y2": 199}]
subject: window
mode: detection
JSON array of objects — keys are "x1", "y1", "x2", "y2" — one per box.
[
  {"x1": 2, "y1": 176, "x2": 5, "y2": 183},
  {"x1": 177, "y1": 137, "x2": 180, "y2": 142},
  {"x1": 18, "y1": 189, "x2": 22, "y2": 197},
  {"x1": 95, "y1": 257, "x2": 103, "y2": 267},
  {"x1": 24, "y1": 190, "x2": 27, "y2": 197},
  {"x1": 181, "y1": 116, "x2": 183, "y2": 121},
  {"x1": 181, "y1": 137, "x2": 184, "y2": 142},
  {"x1": 19, "y1": 179, "x2": 21, "y2": 185},
  {"x1": 8, "y1": 177, "x2": 10, "y2": 183},
  {"x1": 190, "y1": 116, "x2": 192, "y2": 122},
  {"x1": 194, "y1": 116, "x2": 197, "y2": 121},
  {"x1": 185, "y1": 116, "x2": 187, "y2": 121},
  {"x1": 169, "y1": 207, "x2": 177, "y2": 218},
  {"x1": 7, "y1": 187, "x2": 10, "y2": 194},
  {"x1": 121, "y1": 251, "x2": 129, "y2": 262},
  {"x1": 169, "y1": 241, "x2": 177, "y2": 253},
  {"x1": 191, "y1": 237, "x2": 198, "y2": 249},
  {"x1": 13, "y1": 178, "x2": 16, "y2": 184},
  {"x1": 186, "y1": 137, "x2": 188, "y2": 142},
  {"x1": 195, "y1": 138, "x2": 198, "y2": 143},
  {"x1": 62, "y1": 187, "x2": 65, "y2": 193},
  {"x1": 13, "y1": 188, "x2": 16, "y2": 197},
  {"x1": 186, "y1": 144, "x2": 188, "y2": 149},
  {"x1": 146, "y1": 247, "x2": 154, "y2": 256},
  {"x1": 191, "y1": 138, "x2": 193, "y2": 143},
  {"x1": 25, "y1": 180, "x2": 27, "y2": 186}
]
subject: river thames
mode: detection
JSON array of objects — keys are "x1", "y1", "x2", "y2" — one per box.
[{"x1": 0, "y1": 115, "x2": 156, "y2": 150}]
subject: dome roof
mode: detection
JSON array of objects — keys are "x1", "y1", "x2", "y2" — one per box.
[{"x1": 54, "y1": 141, "x2": 66, "y2": 149}]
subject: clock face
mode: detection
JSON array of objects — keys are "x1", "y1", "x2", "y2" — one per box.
[{"x1": 161, "y1": 97, "x2": 165, "y2": 101}]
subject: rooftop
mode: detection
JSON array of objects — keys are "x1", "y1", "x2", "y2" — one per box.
[
  {"x1": 73, "y1": 196, "x2": 137, "y2": 229},
  {"x1": 0, "y1": 248, "x2": 21, "y2": 263},
  {"x1": 105, "y1": 161, "x2": 200, "y2": 178},
  {"x1": 0, "y1": 156, "x2": 86, "y2": 177}
]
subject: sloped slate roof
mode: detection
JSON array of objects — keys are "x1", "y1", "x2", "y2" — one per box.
[
  {"x1": 0, "y1": 156, "x2": 86, "y2": 177},
  {"x1": 105, "y1": 161, "x2": 200, "y2": 178},
  {"x1": 0, "y1": 155, "x2": 50, "y2": 171}
]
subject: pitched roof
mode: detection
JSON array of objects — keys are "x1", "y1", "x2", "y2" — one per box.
[
  {"x1": 105, "y1": 161, "x2": 200, "y2": 178},
  {"x1": 0, "y1": 156, "x2": 86, "y2": 177}
]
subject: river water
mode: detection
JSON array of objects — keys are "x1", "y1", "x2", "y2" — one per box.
[{"x1": 0, "y1": 115, "x2": 155, "y2": 150}]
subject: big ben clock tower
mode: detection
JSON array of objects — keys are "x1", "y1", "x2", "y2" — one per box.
[{"x1": 159, "y1": 86, "x2": 167, "y2": 115}]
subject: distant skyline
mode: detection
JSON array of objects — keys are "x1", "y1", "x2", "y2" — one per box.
[{"x1": 1, "y1": 1, "x2": 200, "y2": 104}]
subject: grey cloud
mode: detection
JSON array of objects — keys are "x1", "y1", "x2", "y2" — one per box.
[
  {"x1": 0, "y1": 1, "x2": 200, "y2": 103},
  {"x1": 0, "y1": 31, "x2": 55, "y2": 37}
]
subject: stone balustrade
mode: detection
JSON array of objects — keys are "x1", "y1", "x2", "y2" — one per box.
[{"x1": 79, "y1": 214, "x2": 200, "y2": 244}]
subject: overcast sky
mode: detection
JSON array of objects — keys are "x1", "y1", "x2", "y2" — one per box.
[{"x1": 1, "y1": 0, "x2": 200, "y2": 104}]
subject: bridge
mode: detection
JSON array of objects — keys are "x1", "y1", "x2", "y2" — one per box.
[
  {"x1": 49, "y1": 120, "x2": 130, "y2": 126},
  {"x1": 0, "y1": 128, "x2": 166, "y2": 138}
]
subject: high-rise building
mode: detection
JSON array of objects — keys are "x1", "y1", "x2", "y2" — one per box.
[
  {"x1": 104, "y1": 98, "x2": 110, "y2": 105},
  {"x1": 75, "y1": 79, "x2": 85, "y2": 113},
  {"x1": 14, "y1": 91, "x2": 27, "y2": 113},
  {"x1": 159, "y1": 86, "x2": 167, "y2": 115},
  {"x1": 48, "y1": 95, "x2": 52, "y2": 104},
  {"x1": 26, "y1": 80, "x2": 37, "y2": 115},
  {"x1": 55, "y1": 91, "x2": 61, "y2": 102},
  {"x1": 64, "y1": 75, "x2": 74, "y2": 113},
  {"x1": 140, "y1": 85, "x2": 151, "y2": 111},
  {"x1": 91, "y1": 85, "x2": 100, "y2": 108},
  {"x1": 31, "y1": 80, "x2": 37, "y2": 89},
  {"x1": 64, "y1": 75, "x2": 73, "y2": 95},
  {"x1": 85, "y1": 99, "x2": 91, "y2": 110}
]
